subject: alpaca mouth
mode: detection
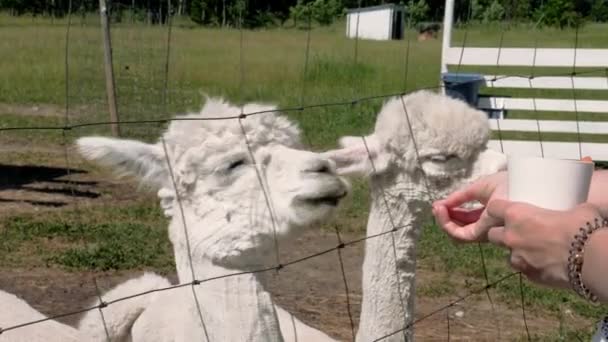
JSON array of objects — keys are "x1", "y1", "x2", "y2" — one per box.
[{"x1": 298, "y1": 191, "x2": 347, "y2": 207}]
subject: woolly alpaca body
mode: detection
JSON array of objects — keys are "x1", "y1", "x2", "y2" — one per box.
[
  {"x1": 76, "y1": 98, "x2": 346, "y2": 341},
  {"x1": 327, "y1": 90, "x2": 507, "y2": 341},
  {"x1": 78, "y1": 272, "x2": 172, "y2": 341},
  {"x1": 0, "y1": 290, "x2": 78, "y2": 342},
  {"x1": 0, "y1": 273, "x2": 171, "y2": 342},
  {"x1": 108, "y1": 273, "x2": 332, "y2": 342}
]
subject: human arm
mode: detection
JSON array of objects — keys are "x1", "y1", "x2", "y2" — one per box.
[
  {"x1": 587, "y1": 170, "x2": 608, "y2": 216},
  {"x1": 581, "y1": 228, "x2": 608, "y2": 303},
  {"x1": 441, "y1": 198, "x2": 608, "y2": 303},
  {"x1": 488, "y1": 201, "x2": 608, "y2": 303},
  {"x1": 433, "y1": 170, "x2": 608, "y2": 303}
]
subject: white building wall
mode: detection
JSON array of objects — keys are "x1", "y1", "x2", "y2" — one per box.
[{"x1": 346, "y1": 8, "x2": 393, "y2": 40}]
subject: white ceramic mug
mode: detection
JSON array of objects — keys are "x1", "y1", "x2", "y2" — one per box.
[{"x1": 507, "y1": 156, "x2": 594, "y2": 210}]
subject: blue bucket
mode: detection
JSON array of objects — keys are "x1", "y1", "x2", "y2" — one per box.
[{"x1": 441, "y1": 72, "x2": 484, "y2": 106}]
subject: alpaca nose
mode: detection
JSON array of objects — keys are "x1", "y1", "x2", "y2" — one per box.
[{"x1": 304, "y1": 159, "x2": 334, "y2": 175}]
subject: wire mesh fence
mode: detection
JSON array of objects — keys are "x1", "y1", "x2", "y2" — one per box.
[{"x1": 1, "y1": 0, "x2": 607, "y2": 341}]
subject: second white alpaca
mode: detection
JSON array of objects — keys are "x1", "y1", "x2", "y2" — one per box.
[{"x1": 327, "y1": 90, "x2": 507, "y2": 341}]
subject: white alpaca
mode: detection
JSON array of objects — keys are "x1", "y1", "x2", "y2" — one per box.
[
  {"x1": 75, "y1": 98, "x2": 348, "y2": 341},
  {"x1": 0, "y1": 290, "x2": 78, "y2": 342},
  {"x1": 78, "y1": 272, "x2": 173, "y2": 341},
  {"x1": 0, "y1": 272, "x2": 169, "y2": 342},
  {"x1": 326, "y1": 90, "x2": 507, "y2": 341}
]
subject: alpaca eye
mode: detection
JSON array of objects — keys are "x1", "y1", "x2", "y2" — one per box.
[
  {"x1": 227, "y1": 159, "x2": 246, "y2": 171},
  {"x1": 430, "y1": 154, "x2": 458, "y2": 162}
]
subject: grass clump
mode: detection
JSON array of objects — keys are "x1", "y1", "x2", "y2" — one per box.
[{"x1": 0, "y1": 202, "x2": 173, "y2": 271}]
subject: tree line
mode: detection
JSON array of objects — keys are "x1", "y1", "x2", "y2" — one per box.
[{"x1": 1, "y1": 0, "x2": 607, "y2": 28}]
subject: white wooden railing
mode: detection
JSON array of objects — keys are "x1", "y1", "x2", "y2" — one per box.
[{"x1": 440, "y1": 1, "x2": 608, "y2": 161}]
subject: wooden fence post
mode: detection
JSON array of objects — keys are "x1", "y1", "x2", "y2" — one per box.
[{"x1": 99, "y1": 0, "x2": 120, "y2": 136}]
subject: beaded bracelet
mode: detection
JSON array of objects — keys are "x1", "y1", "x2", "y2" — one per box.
[
  {"x1": 591, "y1": 316, "x2": 608, "y2": 342},
  {"x1": 567, "y1": 217, "x2": 608, "y2": 303}
]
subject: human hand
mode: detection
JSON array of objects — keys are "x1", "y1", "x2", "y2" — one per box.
[
  {"x1": 481, "y1": 201, "x2": 601, "y2": 289},
  {"x1": 432, "y1": 171, "x2": 508, "y2": 242}
]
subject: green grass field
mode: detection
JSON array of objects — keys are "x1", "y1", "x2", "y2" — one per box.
[{"x1": 1, "y1": 13, "x2": 607, "y2": 339}]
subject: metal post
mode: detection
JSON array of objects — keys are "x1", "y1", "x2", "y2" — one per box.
[
  {"x1": 440, "y1": 0, "x2": 455, "y2": 76},
  {"x1": 99, "y1": 0, "x2": 121, "y2": 136}
]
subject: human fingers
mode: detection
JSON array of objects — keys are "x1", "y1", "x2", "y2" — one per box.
[
  {"x1": 434, "y1": 204, "x2": 503, "y2": 242},
  {"x1": 436, "y1": 176, "x2": 501, "y2": 210},
  {"x1": 509, "y1": 252, "x2": 531, "y2": 274},
  {"x1": 487, "y1": 226, "x2": 506, "y2": 247},
  {"x1": 433, "y1": 204, "x2": 476, "y2": 242},
  {"x1": 486, "y1": 199, "x2": 515, "y2": 221}
]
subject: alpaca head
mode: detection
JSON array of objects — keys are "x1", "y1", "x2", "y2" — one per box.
[
  {"x1": 76, "y1": 98, "x2": 348, "y2": 268},
  {"x1": 325, "y1": 90, "x2": 507, "y2": 198}
]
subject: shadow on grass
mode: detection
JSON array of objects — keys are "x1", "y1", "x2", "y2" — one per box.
[{"x1": 0, "y1": 164, "x2": 100, "y2": 207}]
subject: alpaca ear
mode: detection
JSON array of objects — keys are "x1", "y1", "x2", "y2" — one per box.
[
  {"x1": 325, "y1": 135, "x2": 390, "y2": 176},
  {"x1": 76, "y1": 136, "x2": 169, "y2": 188}
]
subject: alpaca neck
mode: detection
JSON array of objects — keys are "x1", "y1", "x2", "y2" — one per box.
[
  {"x1": 170, "y1": 211, "x2": 284, "y2": 342},
  {"x1": 357, "y1": 174, "x2": 430, "y2": 342},
  {"x1": 189, "y1": 261, "x2": 283, "y2": 342}
]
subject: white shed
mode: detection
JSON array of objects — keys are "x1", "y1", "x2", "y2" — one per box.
[{"x1": 346, "y1": 4, "x2": 405, "y2": 41}]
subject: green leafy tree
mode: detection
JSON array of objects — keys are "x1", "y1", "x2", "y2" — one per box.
[
  {"x1": 405, "y1": 0, "x2": 429, "y2": 25},
  {"x1": 290, "y1": 0, "x2": 312, "y2": 28},
  {"x1": 535, "y1": 0, "x2": 585, "y2": 28},
  {"x1": 590, "y1": 0, "x2": 608, "y2": 22},
  {"x1": 189, "y1": 0, "x2": 206, "y2": 24},
  {"x1": 482, "y1": 0, "x2": 504, "y2": 22},
  {"x1": 290, "y1": 0, "x2": 342, "y2": 27},
  {"x1": 310, "y1": 0, "x2": 342, "y2": 25}
]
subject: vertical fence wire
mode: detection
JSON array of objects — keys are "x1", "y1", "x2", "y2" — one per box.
[
  {"x1": 161, "y1": 0, "x2": 173, "y2": 117},
  {"x1": 299, "y1": 13, "x2": 313, "y2": 110},
  {"x1": 519, "y1": 272, "x2": 532, "y2": 340},
  {"x1": 571, "y1": 25, "x2": 583, "y2": 160},
  {"x1": 528, "y1": 30, "x2": 545, "y2": 158},
  {"x1": 236, "y1": 5, "x2": 283, "y2": 269},
  {"x1": 481, "y1": 20, "x2": 513, "y2": 342},
  {"x1": 359, "y1": 136, "x2": 412, "y2": 341},
  {"x1": 297, "y1": 12, "x2": 315, "y2": 149},
  {"x1": 452, "y1": 0, "x2": 509, "y2": 339},
  {"x1": 159, "y1": 138, "x2": 211, "y2": 341},
  {"x1": 490, "y1": 30, "x2": 506, "y2": 155},
  {"x1": 454, "y1": 0, "x2": 474, "y2": 75},
  {"x1": 334, "y1": 226, "x2": 356, "y2": 341},
  {"x1": 401, "y1": 8, "x2": 413, "y2": 92},
  {"x1": 92, "y1": 277, "x2": 112, "y2": 342},
  {"x1": 477, "y1": 243, "x2": 502, "y2": 341},
  {"x1": 352, "y1": 0, "x2": 362, "y2": 66}
]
